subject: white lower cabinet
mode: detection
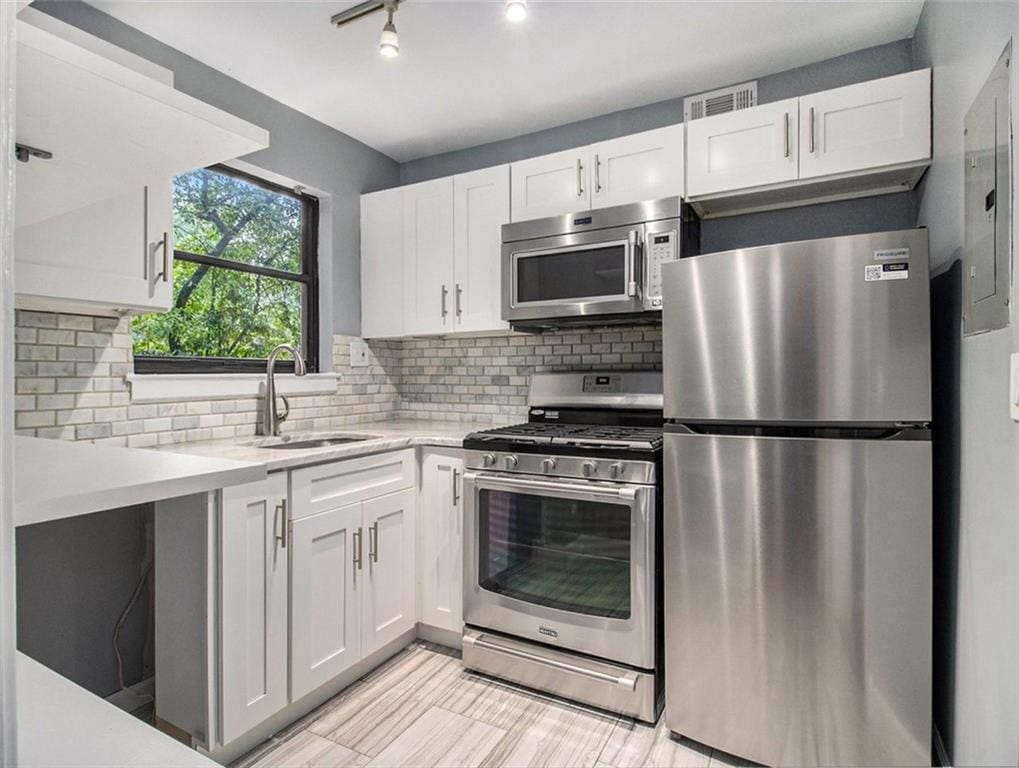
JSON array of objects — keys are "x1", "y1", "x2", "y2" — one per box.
[
  {"x1": 219, "y1": 473, "x2": 289, "y2": 746},
  {"x1": 362, "y1": 489, "x2": 418, "y2": 655},
  {"x1": 289, "y1": 501, "x2": 362, "y2": 702},
  {"x1": 418, "y1": 449, "x2": 464, "y2": 633}
]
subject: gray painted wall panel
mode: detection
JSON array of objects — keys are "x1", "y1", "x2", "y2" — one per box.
[{"x1": 33, "y1": 0, "x2": 401, "y2": 339}]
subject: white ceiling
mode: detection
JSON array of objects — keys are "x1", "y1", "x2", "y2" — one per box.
[{"x1": 87, "y1": 0, "x2": 924, "y2": 162}]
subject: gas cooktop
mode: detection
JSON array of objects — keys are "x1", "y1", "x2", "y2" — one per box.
[{"x1": 464, "y1": 422, "x2": 663, "y2": 452}]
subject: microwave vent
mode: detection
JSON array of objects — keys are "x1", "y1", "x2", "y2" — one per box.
[{"x1": 683, "y1": 81, "x2": 758, "y2": 121}]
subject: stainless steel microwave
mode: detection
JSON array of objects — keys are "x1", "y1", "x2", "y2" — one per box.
[{"x1": 501, "y1": 197, "x2": 699, "y2": 331}]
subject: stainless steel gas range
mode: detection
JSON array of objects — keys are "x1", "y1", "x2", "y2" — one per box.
[{"x1": 461, "y1": 371, "x2": 663, "y2": 722}]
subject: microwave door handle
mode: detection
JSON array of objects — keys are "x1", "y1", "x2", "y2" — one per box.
[{"x1": 627, "y1": 230, "x2": 641, "y2": 298}]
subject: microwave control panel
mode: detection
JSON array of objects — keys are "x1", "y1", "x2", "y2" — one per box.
[{"x1": 644, "y1": 230, "x2": 677, "y2": 309}]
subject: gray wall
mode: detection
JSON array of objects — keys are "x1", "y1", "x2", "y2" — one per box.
[
  {"x1": 913, "y1": 3, "x2": 1019, "y2": 766},
  {"x1": 400, "y1": 39, "x2": 918, "y2": 255},
  {"x1": 34, "y1": 0, "x2": 401, "y2": 340}
]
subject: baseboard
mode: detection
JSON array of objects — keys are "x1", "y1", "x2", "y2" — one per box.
[{"x1": 933, "y1": 724, "x2": 951, "y2": 767}]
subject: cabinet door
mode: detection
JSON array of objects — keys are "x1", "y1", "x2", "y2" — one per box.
[
  {"x1": 362, "y1": 488, "x2": 416, "y2": 656},
  {"x1": 403, "y1": 178, "x2": 454, "y2": 335},
  {"x1": 686, "y1": 99, "x2": 799, "y2": 197},
  {"x1": 510, "y1": 147, "x2": 590, "y2": 221},
  {"x1": 219, "y1": 473, "x2": 288, "y2": 745},
  {"x1": 418, "y1": 450, "x2": 464, "y2": 633},
  {"x1": 360, "y1": 187, "x2": 404, "y2": 338},
  {"x1": 453, "y1": 166, "x2": 510, "y2": 334},
  {"x1": 14, "y1": 181, "x2": 174, "y2": 314},
  {"x1": 290, "y1": 502, "x2": 362, "y2": 701},
  {"x1": 799, "y1": 68, "x2": 931, "y2": 180},
  {"x1": 591, "y1": 124, "x2": 685, "y2": 207}
]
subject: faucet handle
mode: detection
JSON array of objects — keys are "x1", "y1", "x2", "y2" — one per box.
[{"x1": 278, "y1": 393, "x2": 291, "y2": 424}]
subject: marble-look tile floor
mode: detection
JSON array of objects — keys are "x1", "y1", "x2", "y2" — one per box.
[{"x1": 235, "y1": 642, "x2": 753, "y2": 768}]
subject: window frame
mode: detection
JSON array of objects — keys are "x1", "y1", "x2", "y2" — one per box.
[{"x1": 134, "y1": 164, "x2": 320, "y2": 375}]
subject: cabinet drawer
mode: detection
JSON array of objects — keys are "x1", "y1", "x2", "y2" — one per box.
[{"x1": 291, "y1": 449, "x2": 415, "y2": 519}]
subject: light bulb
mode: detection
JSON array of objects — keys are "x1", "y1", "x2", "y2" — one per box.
[
  {"x1": 379, "y1": 15, "x2": 399, "y2": 57},
  {"x1": 505, "y1": 0, "x2": 527, "y2": 23}
]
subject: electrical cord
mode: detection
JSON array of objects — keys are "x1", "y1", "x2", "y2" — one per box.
[{"x1": 113, "y1": 559, "x2": 153, "y2": 691}]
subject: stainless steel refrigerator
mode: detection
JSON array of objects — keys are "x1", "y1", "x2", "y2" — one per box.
[{"x1": 662, "y1": 229, "x2": 932, "y2": 767}]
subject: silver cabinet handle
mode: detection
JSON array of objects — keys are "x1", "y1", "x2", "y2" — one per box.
[
  {"x1": 595, "y1": 153, "x2": 602, "y2": 193},
  {"x1": 784, "y1": 112, "x2": 790, "y2": 158},
  {"x1": 274, "y1": 499, "x2": 287, "y2": 549},
  {"x1": 158, "y1": 231, "x2": 169, "y2": 282},
  {"x1": 452, "y1": 467, "x2": 460, "y2": 505},
  {"x1": 353, "y1": 527, "x2": 363, "y2": 570},
  {"x1": 808, "y1": 106, "x2": 815, "y2": 153},
  {"x1": 576, "y1": 158, "x2": 584, "y2": 198},
  {"x1": 441, "y1": 284, "x2": 448, "y2": 319},
  {"x1": 455, "y1": 283, "x2": 462, "y2": 318},
  {"x1": 368, "y1": 521, "x2": 379, "y2": 563}
]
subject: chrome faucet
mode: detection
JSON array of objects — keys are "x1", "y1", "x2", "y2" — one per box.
[{"x1": 257, "y1": 344, "x2": 307, "y2": 436}]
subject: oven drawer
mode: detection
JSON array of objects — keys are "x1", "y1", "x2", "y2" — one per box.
[{"x1": 463, "y1": 471, "x2": 655, "y2": 669}]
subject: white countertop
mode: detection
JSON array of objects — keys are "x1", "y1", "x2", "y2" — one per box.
[
  {"x1": 17, "y1": 652, "x2": 217, "y2": 768},
  {"x1": 157, "y1": 418, "x2": 500, "y2": 472},
  {"x1": 15, "y1": 435, "x2": 266, "y2": 527}
]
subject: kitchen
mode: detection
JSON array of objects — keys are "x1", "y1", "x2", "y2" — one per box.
[{"x1": 0, "y1": 1, "x2": 1015, "y2": 767}]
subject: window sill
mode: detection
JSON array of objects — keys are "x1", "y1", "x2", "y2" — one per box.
[{"x1": 125, "y1": 372, "x2": 341, "y2": 403}]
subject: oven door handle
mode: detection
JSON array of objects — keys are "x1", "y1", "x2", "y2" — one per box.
[{"x1": 463, "y1": 471, "x2": 641, "y2": 502}]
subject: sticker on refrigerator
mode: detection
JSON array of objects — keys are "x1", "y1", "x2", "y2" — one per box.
[
  {"x1": 873, "y1": 247, "x2": 910, "y2": 261},
  {"x1": 865, "y1": 263, "x2": 909, "y2": 282}
]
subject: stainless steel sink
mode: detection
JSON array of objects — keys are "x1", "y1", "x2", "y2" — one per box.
[{"x1": 243, "y1": 433, "x2": 380, "y2": 450}]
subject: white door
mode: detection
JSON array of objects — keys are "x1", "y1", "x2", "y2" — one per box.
[
  {"x1": 362, "y1": 488, "x2": 416, "y2": 656},
  {"x1": 453, "y1": 165, "x2": 510, "y2": 333},
  {"x1": 591, "y1": 125, "x2": 685, "y2": 207},
  {"x1": 686, "y1": 99, "x2": 799, "y2": 197},
  {"x1": 290, "y1": 502, "x2": 362, "y2": 701},
  {"x1": 360, "y1": 187, "x2": 404, "y2": 338},
  {"x1": 219, "y1": 473, "x2": 289, "y2": 745},
  {"x1": 510, "y1": 147, "x2": 590, "y2": 221},
  {"x1": 403, "y1": 178, "x2": 454, "y2": 335},
  {"x1": 799, "y1": 68, "x2": 931, "y2": 180},
  {"x1": 14, "y1": 181, "x2": 174, "y2": 314},
  {"x1": 418, "y1": 450, "x2": 464, "y2": 633}
]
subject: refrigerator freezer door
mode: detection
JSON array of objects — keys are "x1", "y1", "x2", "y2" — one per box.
[
  {"x1": 663, "y1": 431, "x2": 932, "y2": 767},
  {"x1": 663, "y1": 229, "x2": 931, "y2": 424}
]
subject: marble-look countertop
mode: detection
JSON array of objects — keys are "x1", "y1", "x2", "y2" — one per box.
[{"x1": 157, "y1": 418, "x2": 504, "y2": 472}]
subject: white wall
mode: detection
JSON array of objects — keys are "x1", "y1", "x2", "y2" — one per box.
[{"x1": 913, "y1": 2, "x2": 1019, "y2": 766}]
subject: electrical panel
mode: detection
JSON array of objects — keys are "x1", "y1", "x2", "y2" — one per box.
[{"x1": 963, "y1": 42, "x2": 1012, "y2": 335}]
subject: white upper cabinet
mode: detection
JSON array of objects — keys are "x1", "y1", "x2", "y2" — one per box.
[
  {"x1": 453, "y1": 166, "x2": 510, "y2": 333},
  {"x1": 14, "y1": 20, "x2": 268, "y2": 229},
  {"x1": 362, "y1": 489, "x2": 417, "y2": 657},
  {"x1": 798, "y1": 68, "x2": 931, "y2": 180},
  {"x1": 289, "y1": 502, "x2": 362, "y2": 702},
  {"x1": 360, "y1": 187, "x2": 404, "y2": 338},
  {"x1": 402, "y1": 178, "x2": 455, "y2": 335},
  {"x1": 511, "y1": 147, "x2": 590, "y2": 221},
  {"x1": 219, "y1": 474, "x2": 289, "y2": 746},
  {"x1": 418, "y1": 449, "x2": 464, "y2": 634},
  {"x1": 686, "y1": 98, "x2": 799, "y2": 197},
  {"x1": 591, "y1": 125, "x2": 685, "y2": 208}
]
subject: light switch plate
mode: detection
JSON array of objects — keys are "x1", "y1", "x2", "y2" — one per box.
[
  {"x1": 1011, "y1": 353, "x2": 1019, "y2": 421},
  {"x1": 349, "y1": 339, "x2": 370, "y2": 368}
]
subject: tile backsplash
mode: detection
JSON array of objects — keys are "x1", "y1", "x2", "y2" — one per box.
[{"x1": 13, "y1": 310, "x2": 662, "y2": 446}]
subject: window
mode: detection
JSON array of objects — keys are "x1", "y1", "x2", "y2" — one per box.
[{"x1": 133, "y1": 165, "x2": 319, "y2": 373}]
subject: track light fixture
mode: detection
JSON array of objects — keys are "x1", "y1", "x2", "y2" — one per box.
[
  {"x1": 378, "y1": 2, "x2": 399, "y2": 58},
  {"x1": 505, "y1": 0, "x2": 527, "y2": 23}
]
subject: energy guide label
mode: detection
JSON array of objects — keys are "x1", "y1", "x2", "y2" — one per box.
[{"x1": 865, "y1": 262, "x2": 909, "y2": 282}]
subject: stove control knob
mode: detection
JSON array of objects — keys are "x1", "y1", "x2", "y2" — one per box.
[
  {"x1": 482, "y1": 453, "x2": 496, "y2": 468},
  {"x1": 609, "y1": 463, "x2": 624, "y2": 479},
  {"x1": 582, "y1": 461, "x2": 598, "y2": 478},
  {"x1": 541, "y1": 458, "x2": 557, "y2": 473},
  {"x1": 504, "y1": 455, "x2": 519, "y2": 470}
]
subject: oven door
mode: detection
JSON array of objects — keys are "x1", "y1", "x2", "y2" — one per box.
[
  {"x1": 463, "y1": 471, "x2": 655, "y2": 669},
  {"x1": 502, "y1": 224, "x2": 645, "y2": 322}
]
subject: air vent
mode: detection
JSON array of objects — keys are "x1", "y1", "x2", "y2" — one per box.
[{"x1": 683, "y1": 81, "x2": 758, "y2": 121}]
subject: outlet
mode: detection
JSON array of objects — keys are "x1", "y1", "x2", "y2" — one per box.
[
  {"x1": 1011, "y1": 353, "x2": 1019, "y2": 422},
  {"x1": 350, "y1": 339, "x2": 370, "y2": 368}
]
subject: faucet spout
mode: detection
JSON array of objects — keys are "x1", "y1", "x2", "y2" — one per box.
[{"x1": 258, "y1": 343, "x2": 307, "y2": 436}]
